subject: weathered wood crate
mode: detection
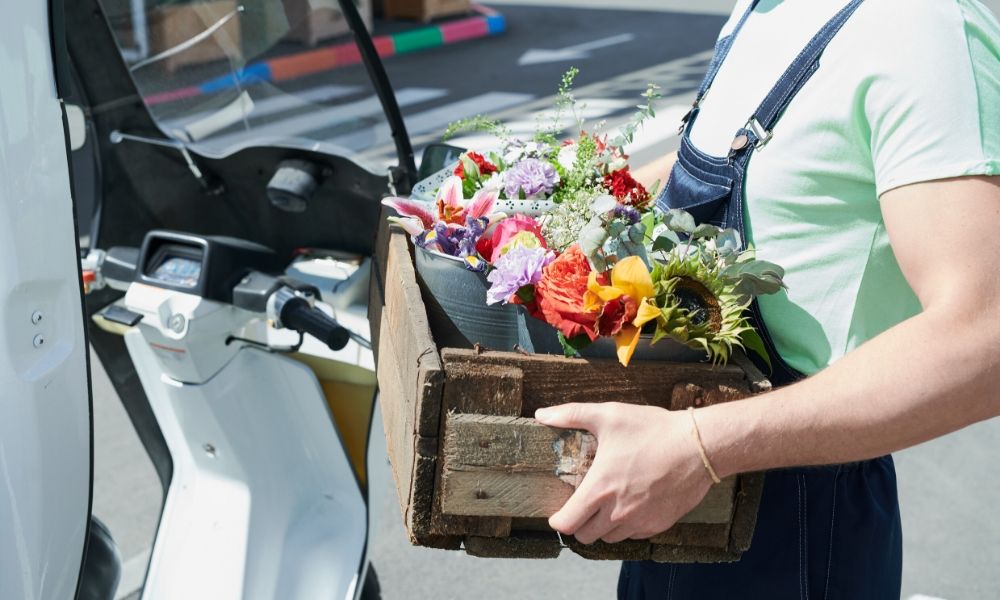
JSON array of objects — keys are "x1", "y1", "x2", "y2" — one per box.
[{"x1": 369, "y1": 223, "x2": 769, "y2": 562}]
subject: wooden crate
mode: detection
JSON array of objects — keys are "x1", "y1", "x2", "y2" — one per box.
[
  {"x1": 383, "y1": 0, "x2": 471, "y2": 22},
  {"x1": 369, "y1": 223, "x2": 769, "y2": 562}
]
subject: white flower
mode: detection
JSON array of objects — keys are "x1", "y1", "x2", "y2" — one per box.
[
  {"x1": 557, "y1": 145, "x2": 578, "y2": 171},
  {"x1": 481, "y1": 171, "x2": 506, "y2": 192},
  {"x1": 609, "y1": 157, "x2": 628, "y2": 171}
]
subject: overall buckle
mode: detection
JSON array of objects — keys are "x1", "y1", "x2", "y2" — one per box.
[{"x1": 746, "y1": 118, "x2": 773, "y2": 148}]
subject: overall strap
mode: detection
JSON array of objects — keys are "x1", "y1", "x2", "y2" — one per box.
[
  {"x1": 745, "y1": 0, "x2": 865, "y2": 144},
  {"x1": 693, "y1": 0, "x2": 762, "y2": 104}
]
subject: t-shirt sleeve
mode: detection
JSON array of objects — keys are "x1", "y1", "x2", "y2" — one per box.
[{"x1": 865, "y1": 0, "x2": 1000, "y2": 197}]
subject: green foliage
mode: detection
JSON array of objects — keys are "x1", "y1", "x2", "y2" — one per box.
[
  {"x1": 444, "y1": 114, "x2": 512, "y2": 143},
  {"x1": 557, "y1": 331, "x2": 591, "y2": 358}
]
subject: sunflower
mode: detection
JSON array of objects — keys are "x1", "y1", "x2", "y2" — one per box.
[{"x1": 636, "y1": 248, "x2": 755, "y2": 365}]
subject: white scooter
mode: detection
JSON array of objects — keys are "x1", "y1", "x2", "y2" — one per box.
[
  {"x1": 84, "y1": 232, "x2": 384, "y2": 600},
  {"x1": 0, "y1": 0, "x2": 447, "y2": 597}
]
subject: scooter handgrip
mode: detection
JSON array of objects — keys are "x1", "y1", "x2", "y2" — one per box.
[{"x1": 279, "y1": 296, "x2": 351, "y2": 351}]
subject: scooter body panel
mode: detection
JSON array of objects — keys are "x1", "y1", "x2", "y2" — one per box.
[{"x1": 126, "y1": 332, "x2": 367, "y2": 600}]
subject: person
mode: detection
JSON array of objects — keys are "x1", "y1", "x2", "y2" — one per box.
[{"x1": 534, "y1": 0, "x2": 1000, "y2": 597}]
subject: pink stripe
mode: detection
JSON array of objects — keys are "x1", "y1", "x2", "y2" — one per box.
[
  {"x1": 334, "y1": 42, "x2": 363, "y2": 67},
  {"x1": 374, "y1": 36, "x2": 396, "y2": 57},
  {"x1": 440, "y1": 18, "x2": 488, "y2": 43},
  {"x1": 144, "y1": 86, "x2": 201, "y2": 106}
]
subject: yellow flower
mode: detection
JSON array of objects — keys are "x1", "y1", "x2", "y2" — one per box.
[{"x1": 584, "y1": 256, "x2": 655, "y2": 367}]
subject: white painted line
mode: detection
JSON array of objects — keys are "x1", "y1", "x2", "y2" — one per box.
[
  {"x1": 518, "y1": 33, "x2": 637, "y2": 66},
  {"x1": 201, "y1": 87, "x2": 448, "y2": 151},
  {"x1": 908, "y1": 595, "x2": 949, "y2": 600},
  {"x1": 162, "y1": 84, "x2": 363, "y2": 129},
  {"x1": 335, "y1": 91, "x2": 534, "y2": 153}
]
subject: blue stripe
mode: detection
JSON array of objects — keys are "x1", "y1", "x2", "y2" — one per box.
[{"x1": 199, "y1": 63, "x2": 273, "y2": 94}]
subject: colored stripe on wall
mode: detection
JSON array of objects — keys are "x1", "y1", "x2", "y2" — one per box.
[{"x1": 145, "y1": 5, "x2": 506, "y2": 107}]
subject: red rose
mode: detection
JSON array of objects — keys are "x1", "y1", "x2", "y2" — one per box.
[
  {"x1": 603, "y1": 168, "x2": 650, "y2": 209},
  {"x1": 454, "y1": 152, "x2": 498, "y2": 179},
  {"x1": 532, "y1": 245, "x2": 599, "y2": 341},
  {"x1": 476, "y1": 214, "x2": 546, "y2": 264}
]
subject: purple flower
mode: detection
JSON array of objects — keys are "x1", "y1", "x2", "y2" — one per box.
[
  {"x1": 613, "y1": 204, "x2": 642, "y2": 225},
  {"x1": 486, "y1": 245, "x2": 555, "y2": 305},
  {"x1": 504, "y1": 158, "x2": 560, "y2": 199}
]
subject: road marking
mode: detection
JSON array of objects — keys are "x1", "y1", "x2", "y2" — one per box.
[
  {"x1": 908, "y1": 595, "x2": 949, "y2": 600},
  {"x1": 198, "y1": 87, "x2": 448, "y2": 152},
  {"x1": 333, "y1": 92, "x2": 534, "y2": 153},
  {"x1": 518, "y1": 33, "x2": 637, "y2": 66},
  {"x1": 163, "y1": 85, "x2": 364, "y2": 131}
]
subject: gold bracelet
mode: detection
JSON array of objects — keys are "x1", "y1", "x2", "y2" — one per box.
[{"x1": 688, "y1": 406, "x2": 722, "y2": 485}]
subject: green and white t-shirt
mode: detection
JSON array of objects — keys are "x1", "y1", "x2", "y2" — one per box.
[{"x1": 689, "y1": 0, "x2": 1000, "y2": 375}]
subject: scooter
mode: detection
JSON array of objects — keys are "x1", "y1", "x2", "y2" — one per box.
[
  {"x1": 0, "y1": 0, "x2": 446, "y2": 598},
  {"x1": 83, "y1": 231, "x2": 384, "y2": 600}
]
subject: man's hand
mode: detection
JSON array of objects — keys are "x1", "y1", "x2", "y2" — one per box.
[{"x1": 534, "y1": 402, "x2": 714, "y2": 544}]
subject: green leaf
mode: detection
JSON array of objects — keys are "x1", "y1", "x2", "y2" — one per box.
[
  {"x1": 663, "y1": 209, "x2": 696, "y2": 234},
  {"x1": 692, "y1": 223, "x2": 723, "y2": 240},
  {"x1": 557, "y1": 332, "x2": 591, "y2": 358},
  {"x1": 740, "y1": 329, "x2": 772, "y2": 372},
  {"x1": 652, "y1": 230, "x2": 682, "y2": 252},
  {"x1": 515, "y1": 285, "x2": 536, "y2": 304}
]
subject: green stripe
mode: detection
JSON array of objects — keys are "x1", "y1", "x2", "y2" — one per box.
[{"x1": 393, "y1": 28, "x2": 444, "y2": 54}]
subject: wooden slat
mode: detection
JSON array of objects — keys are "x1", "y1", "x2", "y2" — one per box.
[
  {"x1": 463, "y1": 532, "x2": 562, "y2": 560},
  {"x1": 375, "y1": 228, "x2": 454, "y2": 544},
  {"x1": 383, "y1": 231, "x2": 444, "y2": 437},
  {"x1": 432, "y1": 364, "x2": 524, "y2": 537},
  {"x1": 441, "y1": 350, "x2": 753, "y2": 416},
  {"x1": 440, "y1": 414, "x2": 736, "y2": 524}
]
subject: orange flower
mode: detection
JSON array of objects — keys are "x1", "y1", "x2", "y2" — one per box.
[{"x1": 532, "y1": 245, "x2": 599, "y2": 342}]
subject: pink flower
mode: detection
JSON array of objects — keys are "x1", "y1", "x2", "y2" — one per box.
[{"x1": 476, "y1": 214, "x2": 546, "y2": 264}]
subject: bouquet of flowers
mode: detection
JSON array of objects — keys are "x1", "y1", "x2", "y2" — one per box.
[{"x1": 384, "y1": 70, "x2": 785, "y2": 367}]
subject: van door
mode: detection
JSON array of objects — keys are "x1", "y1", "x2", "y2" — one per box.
[{"x1": 0, "y1": 1, "x2": 93, "y2": 598}]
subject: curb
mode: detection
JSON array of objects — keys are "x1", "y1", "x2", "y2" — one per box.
[{"x1": 145, "y1": 4, "x2": 506, "y2": 106}]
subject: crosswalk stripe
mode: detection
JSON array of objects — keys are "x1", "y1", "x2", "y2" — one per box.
[
  {"x1": 197, "y1": 87, "x2": 448, "y2": 153},
  {"x1": 335, "y1": 91, "x2": 534, "y2": 153},
  {"x1": 163, "y1": 84, "x2": 365, "y2": 131}
]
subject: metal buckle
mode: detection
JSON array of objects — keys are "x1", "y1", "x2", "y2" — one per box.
[{"x1": 746, "y1": 118, "x2": 773, "y2": 148}]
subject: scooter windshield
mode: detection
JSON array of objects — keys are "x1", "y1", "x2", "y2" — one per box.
[{"x1": 98, "y1": 0, "x2": 400, "y2": 168}]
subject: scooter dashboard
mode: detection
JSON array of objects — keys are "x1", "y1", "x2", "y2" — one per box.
[{"x1": 137, "y1": 231, "x2": 284, "y2": 303}]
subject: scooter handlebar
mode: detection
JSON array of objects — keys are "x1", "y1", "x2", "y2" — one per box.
[{"x1": 272, "y1": 288, "x2": 351, "y2": 352}]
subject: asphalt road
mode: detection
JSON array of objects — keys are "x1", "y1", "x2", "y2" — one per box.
[{"x1": 91, "y1": 1, "x2": 1000, "y2": 599}]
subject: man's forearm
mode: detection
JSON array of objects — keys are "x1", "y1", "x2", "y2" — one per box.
[{"x1": 698, "y1": 305, "x2": 1000, "y2": 478}]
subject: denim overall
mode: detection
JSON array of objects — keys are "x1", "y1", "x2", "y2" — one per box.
[{"x1": 618, "y1": 2, "x2": 903, "y2": 598}]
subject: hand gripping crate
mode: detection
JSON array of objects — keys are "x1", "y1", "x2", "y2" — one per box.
[{"x1": 368, "y1": 223, "x2": 769, "y2": 562}]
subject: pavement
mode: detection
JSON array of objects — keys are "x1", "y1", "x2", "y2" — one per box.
[{"x1": 90, "y1": 1, "x2": 1000, "y2": 599}]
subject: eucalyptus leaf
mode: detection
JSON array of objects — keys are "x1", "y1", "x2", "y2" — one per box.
[
  {"x1": 652, "y1": 229, "x2": 682, "y2": 252},
  {"x1": 626, "y1": 222, "x2": 647, "y2": 244},
  {"x1": 579, "y1": 224, "x2": 610, "y2": 269},
  {"x1": 591, "y1": 194, "x2": 617, "y2": 214},
  {"x1": 716, "y1": 229, "x2": 742, "y2": 255},
  {"x1": 692, "y1": 223, "x2": 723, "y2": 240},
  {"x1": 663, "y1": 209, "x2": 696, "y2": 234}
]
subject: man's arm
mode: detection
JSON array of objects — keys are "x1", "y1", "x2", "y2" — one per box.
[{"x1": 535, "y1": 176, "x2": 1000, "y2": 544}]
